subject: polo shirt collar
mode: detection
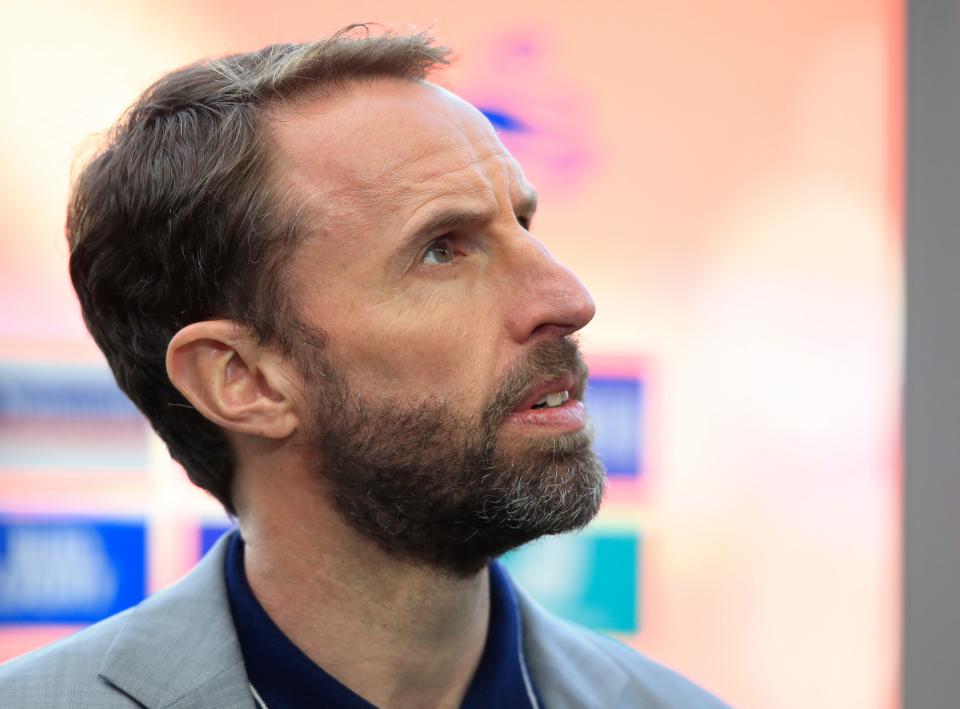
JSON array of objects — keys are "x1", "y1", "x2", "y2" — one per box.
[{"x1": 224, "y1": 533, "x2": 544, "y2": 708}]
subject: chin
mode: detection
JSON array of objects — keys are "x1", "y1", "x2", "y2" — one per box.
[{"x1": 332, "y1": 434, "x2": 607, "y2": 579}]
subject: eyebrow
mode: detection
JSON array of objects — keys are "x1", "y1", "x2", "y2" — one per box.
[
  {"x1": 408, "y1": 207, "x2": 494, "y2": 243},
  {"x1": 392, "y1": 189, "x2": 539, "y2": 267}
]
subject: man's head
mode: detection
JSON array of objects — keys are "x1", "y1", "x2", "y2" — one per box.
[{"x1": 68, "y1": 27, "x2": 604, "y2": 576}]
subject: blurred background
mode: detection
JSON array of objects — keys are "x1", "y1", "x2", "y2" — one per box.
[{"x1": 0, "y1": 1, "x2": 905, "y2": 708}]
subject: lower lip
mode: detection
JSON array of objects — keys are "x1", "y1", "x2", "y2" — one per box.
[{"x1": 504, "y1": 399, "x2": 587, "y2": 432}]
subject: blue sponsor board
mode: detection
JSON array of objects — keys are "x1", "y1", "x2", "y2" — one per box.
[
  {"x1": 0, "y1": 363, "x2": 140, "y2": 421},
  {"x1": 0, "y1": 517, "x2": 146, "y2": 624},
  {"x1": 586, "y1": 375, "x2": 644, "y2": 477},
  {"x1": 501, "y1": 529, "x2": 640, "y2": 633}
]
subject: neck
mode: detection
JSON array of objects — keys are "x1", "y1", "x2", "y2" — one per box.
[{"x1": 236, "y1": 465, "x2": 490, "y2": 709}]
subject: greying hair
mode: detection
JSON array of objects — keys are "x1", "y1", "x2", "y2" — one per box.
[{"x1": 66, "y1": 27, "x2": 450, "y2": 513}]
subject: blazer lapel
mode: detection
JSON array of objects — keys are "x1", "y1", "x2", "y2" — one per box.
[
  {"x1": 98, "y1": 532, "x2": 255, "y2": 709},
  {"x1": 514, "y1": 582, "x2": 629, "y2": 708}
]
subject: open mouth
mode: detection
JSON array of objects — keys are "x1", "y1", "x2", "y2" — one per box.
[
  {"x1": 510, "y1": 375, "x2": 581, "y2": 414},
  {"x1": 505, "y1": 375, "x2": 587, "y2": 433},
  {"x1": 529, "y1": 390, "x2": 571, "y2": 409}
]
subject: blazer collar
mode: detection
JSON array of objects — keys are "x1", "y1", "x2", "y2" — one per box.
[{"x1": 98, "y1": 531, "x2": 255, "y2": 709}]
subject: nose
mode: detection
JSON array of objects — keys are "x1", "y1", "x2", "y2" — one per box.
[{"x1": 501, "y1": 232, "x2": 596, "y2": 344}]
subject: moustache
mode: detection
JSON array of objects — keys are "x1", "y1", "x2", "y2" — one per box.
[{"x1": 482, "y1": 337, "x2": 589, "y2": 429}]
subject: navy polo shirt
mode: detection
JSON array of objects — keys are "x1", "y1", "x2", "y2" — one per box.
[{"x1": 225, "y1": 533, "x2": 546, "y2": 708}]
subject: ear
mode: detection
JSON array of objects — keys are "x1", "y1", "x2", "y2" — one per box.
[{"x1": 165, "y1": 320, "x2": 300, "y2": 439}]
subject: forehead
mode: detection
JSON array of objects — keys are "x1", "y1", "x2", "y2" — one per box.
[{"x1": 266, "y1": 79, "x2": 527, "y2": 219}]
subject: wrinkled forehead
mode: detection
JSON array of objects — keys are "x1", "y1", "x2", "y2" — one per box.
[{"x1": 266, "y1": 79, "x2": 524, "y2": 215}]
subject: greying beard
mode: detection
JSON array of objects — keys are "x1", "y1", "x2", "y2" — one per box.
[{"x1": 305, "y1": 338, "x2": 606, "y2": 577}]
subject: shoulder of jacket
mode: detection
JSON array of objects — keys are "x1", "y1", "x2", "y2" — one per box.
[
  {"x1": 514, "y1": 583, "x2": 733, "y2": 709},
  {"x1": 0, "y1": 608, "x2": 139, "y2": 708},
  {"x1": 580, "y1": 625, "x2": 733, "y2": 708}
]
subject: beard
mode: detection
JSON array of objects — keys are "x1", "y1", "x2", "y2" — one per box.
[{"x1": 301, "y1": 337, "x2": 606, "y2": 577}]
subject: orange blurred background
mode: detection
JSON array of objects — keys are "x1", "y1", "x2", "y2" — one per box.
[{"x1": 0, "y1": 2, "x2": 902, "y2": 708}]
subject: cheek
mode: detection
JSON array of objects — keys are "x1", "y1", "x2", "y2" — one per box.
[{"x1": 326, "y1": 299, "x2": 501, "y2": 399}]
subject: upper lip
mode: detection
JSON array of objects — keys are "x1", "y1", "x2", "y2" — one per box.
[{"x1": 510, "y1": 375, "x2": 580, "y2": 413}]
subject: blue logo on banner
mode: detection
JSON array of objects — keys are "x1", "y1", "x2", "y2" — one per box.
[
  {"x1": 586, "y1": 376, "x2": 643, "y2": 477},
  {"x1": 480, "y1": 108, "x2": 528, "y2": 133},
  {"x1": 502, "y1": 529, "x2": 640, "y2": 633},
  {"x1": 200, "y1": 523, "x2": 234, "y2": 557},
  {"x1": 0, "y1": 518, "x2": 146, "y2": 624}
]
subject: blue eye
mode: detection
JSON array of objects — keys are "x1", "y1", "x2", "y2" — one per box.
[{"x1": 422, "y1": 238, "x2": 456, "y2": 265}]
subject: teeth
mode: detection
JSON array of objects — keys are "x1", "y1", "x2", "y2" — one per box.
[{"x1": 534, "y1": 390, "x2": 570, "y2": 408}]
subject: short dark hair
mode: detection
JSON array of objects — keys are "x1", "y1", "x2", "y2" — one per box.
[{"x1": 66, "y1": 27, "x2": 450, "y2": 513}]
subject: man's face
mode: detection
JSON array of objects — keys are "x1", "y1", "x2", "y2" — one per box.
[{"x1": 271, "y1": 79, "x2": 604, "y2": 575}]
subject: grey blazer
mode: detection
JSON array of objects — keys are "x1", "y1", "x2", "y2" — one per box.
[{"x1": 0, "y1": 533, "x2": 731, "y2": 708}]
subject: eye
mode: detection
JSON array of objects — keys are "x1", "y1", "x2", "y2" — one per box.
[{"x1": 422, "y1": 237, "x2": 456, "y2": 265}]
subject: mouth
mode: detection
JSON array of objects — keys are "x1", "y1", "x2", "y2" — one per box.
[
  {"x1": 531, "y1": 390, "x2": 570, "y2": 409},
  {"x1": 504, "y1": 375, "x2": 588, "y2": 434},
  {"x1": 510, "y1": 375, "x2": 581, "y2": 414}
]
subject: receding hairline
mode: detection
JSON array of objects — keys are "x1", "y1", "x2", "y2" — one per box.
[
  {"x1": 255, "y1": 75, "x2": 494, "y2": 228},
  {"x1": 203, "y1": 28, "x2": 452, "y2": 109}
]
